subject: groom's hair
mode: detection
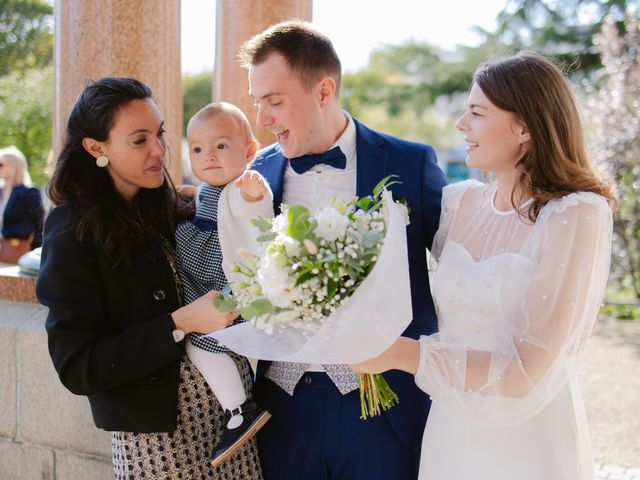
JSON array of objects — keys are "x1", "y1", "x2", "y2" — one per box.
[{"x1": 239, "y1": 20, "x2": 342, "y2": 96}]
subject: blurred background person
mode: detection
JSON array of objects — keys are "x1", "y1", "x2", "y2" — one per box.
[{"x1": 0, "y1": 145, "x2": 44, "y2": 263}]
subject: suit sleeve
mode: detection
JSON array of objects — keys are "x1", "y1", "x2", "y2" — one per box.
[
  {"x1": 421, "y1": 145, "x2": 448, "y2": 250},
  {"x1": 36, "y1": 207, "x2": 184, "y2": 396}
]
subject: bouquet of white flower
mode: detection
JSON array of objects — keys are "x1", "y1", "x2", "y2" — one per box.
[{"x1": 211, "y1": 177, "x2": 413, "y2": 419}]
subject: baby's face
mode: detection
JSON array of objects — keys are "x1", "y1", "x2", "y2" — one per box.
[{"x1": 188, "y1": 115, "x2": 251, "y2": 186}]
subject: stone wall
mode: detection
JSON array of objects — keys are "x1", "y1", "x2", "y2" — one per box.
[{"x1": 0, "y1": 300, "x2": 112, "y2": 479}]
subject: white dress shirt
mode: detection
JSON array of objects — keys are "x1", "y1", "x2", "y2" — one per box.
[
  {"x1": 282, "y1": 112, "x2": 357, "y2": 372},
  {"x1": 282, "y1": 112, "x2": 357, "y2": 214}
]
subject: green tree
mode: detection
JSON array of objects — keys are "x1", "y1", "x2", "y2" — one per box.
[
  {"x1": 343, "y1": 42, "x2": 472, "y2": 120},
  {"x1": 481, "y1": 0, "x2": 638, "y2": 75},
  {"x1": 581, "y1": 14, "x2": 640, "y2": 298},
  {"x1": 182, "y1": 71, "x2": 212, "y2": 133},
  {"x1": 339, "y1": 1, "x2": 640, "y2": 152},
  {"x1": 341, "y1": 41, "x2": 498, "y2": 149},
  {"x1": 0, "y1": 0, "x2": 53, "y2": 76},
  {"x1": 0, "y1": 66, "x2": 53, "y2": 187}
]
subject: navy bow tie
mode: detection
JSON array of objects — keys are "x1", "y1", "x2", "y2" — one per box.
[{"x1": 289, "y1": 146, "x2": 346, "y2": 174}]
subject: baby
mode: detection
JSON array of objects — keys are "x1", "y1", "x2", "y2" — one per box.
[{"x1": 175, "y1": 102, "x2": 273, "y2": 467}]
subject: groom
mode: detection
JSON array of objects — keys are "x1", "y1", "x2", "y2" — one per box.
[{"x1": 240, "y1": 21, "x2": 447, "y2": 479}]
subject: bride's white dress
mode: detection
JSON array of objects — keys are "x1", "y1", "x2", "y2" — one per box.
[{"x1": 415, "y1": 180, "x2": 612, "y2": 480}]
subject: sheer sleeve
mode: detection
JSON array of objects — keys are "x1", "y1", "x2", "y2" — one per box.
[
  {"x1": 431, "y1": 180, "x2": 480, "y2": 260},
  {"x1": 415, "y1": 192, "x2": 613, "y2": 426}
]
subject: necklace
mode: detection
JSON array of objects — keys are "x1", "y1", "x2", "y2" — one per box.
[{"x1": 158, "y1": 233, "x2": 184, "y2": 307}]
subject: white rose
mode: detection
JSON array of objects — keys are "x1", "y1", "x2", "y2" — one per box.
[
  {"x1": 330, "y1": 198, "x2": 348, "y2": 214},
  {"x1": 271, "y1": 213, "x2": 289, "y2": 236},
  {"x1": 256, "y1": 253, "x2": 298, "y2": 308},
  {"x1": 314, "y1": 206, "x2": 349, "y2": 242},
  {"x1": 275, "y1": 233, "x2": 301, "y2": 257}
]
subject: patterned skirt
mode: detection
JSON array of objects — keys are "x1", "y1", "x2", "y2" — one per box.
[{"x1": 111, "y1": 354, "x2": 263, "y2": 479}]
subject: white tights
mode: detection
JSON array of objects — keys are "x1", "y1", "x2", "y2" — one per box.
[{"x1": 185, "y1": 337, "x2": 246, "y2": 412}]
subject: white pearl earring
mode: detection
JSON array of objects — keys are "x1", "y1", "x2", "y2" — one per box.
[{"x1": 96, "y1": 155, "x2": 109, "y2": 168}]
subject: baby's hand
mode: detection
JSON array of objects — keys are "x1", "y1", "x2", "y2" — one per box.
[{"x1": 235, "y1": 170, "x2": 267, "y2": 202}]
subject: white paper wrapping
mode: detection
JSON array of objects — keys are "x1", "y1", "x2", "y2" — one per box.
[{"x1": 208, "y1": 189, "x2": 413, "y2": 364}]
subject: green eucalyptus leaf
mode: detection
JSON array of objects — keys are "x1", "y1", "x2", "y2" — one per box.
[
  {"x1": 251, "y1": 216, "x2": 274, "y2": 232},
  {"x1": 301, "y1": 260, "x2": 316, "y2": 269},
  {"x1": 295, "y1": 270, "x2": 316, "y2": 286},
  {"x1": 257, "y1": 232, "x2": 277, "y2": 243},
  {"x1": 287, "y1": 205, "x2": 311, "y2": 241},
  {"x1": 239, "y1": 305, "x2": 259, "y2": 319},
  {"x1": 327, "y1": 279, "x2": 338, "y2": 299},
  {"x1": 345, "y1": 257, "x2": 365, "y2": 272},
  {"x1": 363, "y1": 231, "x2": 384, "y2": 248},
  {"x1": 321, "y1": 253, "x2": 337, "y2": 263},
  {"x1": 250, "y1": 298, "x2": 276, "y2": 315},
  {"x1": 213, "y1": 295, "x2": 237, "y2": 312}
]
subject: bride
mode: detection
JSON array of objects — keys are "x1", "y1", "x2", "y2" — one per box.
[{"x1": 352, "y1": 52, "x2": 616, "y2": 480}]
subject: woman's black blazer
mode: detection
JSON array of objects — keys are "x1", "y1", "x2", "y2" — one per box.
[{"x1": 36, "y1": 204, "x2": 187, "y2": 432}]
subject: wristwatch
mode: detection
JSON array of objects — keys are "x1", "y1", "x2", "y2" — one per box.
[{"x1": 169, "y1": 314, "x2": 186, "y2": 343}]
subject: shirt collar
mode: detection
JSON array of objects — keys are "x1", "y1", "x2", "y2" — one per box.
[
  {"x1": 331, "y1": 111, "x2": 356, "y2": 166},
  {"x1": 284, "y1": 111, "x2": 357, "y2": 174}
]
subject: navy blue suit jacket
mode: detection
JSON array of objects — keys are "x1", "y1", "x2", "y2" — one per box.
[
  {"x1": 1, "y1": 184, "x2": 45, "y2": 249},
  {"x1": 252, "y1": 118, "x2": 448, "y2": 448}
]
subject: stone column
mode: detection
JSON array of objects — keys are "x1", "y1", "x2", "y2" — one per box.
[
  {"x1": 53, "y1": 0, "x2": 183, "y2": 182},
  {"x1": 214, "y1": 0, "x2": 313, "y2": 148}
]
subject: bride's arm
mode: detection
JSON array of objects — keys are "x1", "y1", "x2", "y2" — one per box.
[
  {"x1": 354, "y1": 196, "x2": 612, "y2": 425},
  {"x1": 351, "y1": 336, "x2": 420, "y2": 375}
]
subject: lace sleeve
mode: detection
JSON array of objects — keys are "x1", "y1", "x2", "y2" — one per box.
[{"x1": 415, "y1": 192, "x2": 613, "y2": 426}]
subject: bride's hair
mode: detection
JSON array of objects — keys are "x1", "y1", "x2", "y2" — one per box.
[{"x1": 473, "y1": 52, "x2": 617, "y2": 221}]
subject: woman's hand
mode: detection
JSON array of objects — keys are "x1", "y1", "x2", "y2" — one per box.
[
  {"x1": 176, "y1": 184, "x2": 197, "y2": 199},
  {"x1": 171, "y1": 291, "x2": 239, "y2": 334},
  {"x1": 350, "y1": 337, "x2": 421, "y2": 376}
]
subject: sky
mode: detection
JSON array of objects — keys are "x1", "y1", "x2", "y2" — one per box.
[{"x1": 181, "y1": 0, "x2": 508, "y2": 74}]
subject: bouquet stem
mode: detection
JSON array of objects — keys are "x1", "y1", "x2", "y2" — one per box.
[{"x1": 358, "y1": 373, "x2": 399, "y2": 420}]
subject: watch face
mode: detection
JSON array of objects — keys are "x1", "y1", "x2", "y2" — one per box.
[{"x1": 172, "y1": 329, "x2": 185, "y2": 343}]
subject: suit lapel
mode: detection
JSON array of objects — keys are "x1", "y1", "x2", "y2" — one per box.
[{"x1": 354, "y1": 119, "x2": 389, "y2": 198}]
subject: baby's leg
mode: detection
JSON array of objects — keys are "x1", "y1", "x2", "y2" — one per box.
[
  {"x1": 187, "y1": 337, "x2": 271, "y2": 466},
  {"x1": 185, "y1": 336, "x2": 246, "y2": 412}
]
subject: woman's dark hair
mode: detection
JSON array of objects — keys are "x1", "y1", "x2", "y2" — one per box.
[
  {"x1": 48, "y1": 77, "x2": 188, "y2": 265},
  {"x1": 473, "y1": 52, "x2": 616, "y2": 220}
]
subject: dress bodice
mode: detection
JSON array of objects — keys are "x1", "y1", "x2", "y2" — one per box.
[{"x1": 433, "y1": 241, "x2": 533, "y2": 351}]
